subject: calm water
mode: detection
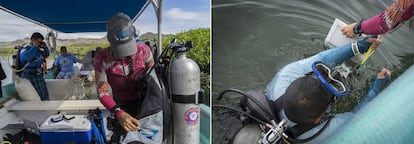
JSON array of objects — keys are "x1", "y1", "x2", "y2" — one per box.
[{"x1": 212, "y1": 0, "x2": 414, "y2": 143}]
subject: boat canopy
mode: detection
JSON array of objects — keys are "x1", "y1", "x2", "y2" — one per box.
[
  {"x1": 0, "y1": 0, "x2": 163, "y2": 55},
  {"x1": 1, "y1": 0, "x2": 149, "y2": 33}
]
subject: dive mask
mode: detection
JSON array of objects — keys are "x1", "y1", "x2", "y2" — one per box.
[{"x1": 311, "y1": 62, "x2": 349, "y2": 97}]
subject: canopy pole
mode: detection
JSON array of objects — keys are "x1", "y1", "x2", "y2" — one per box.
[
  {"x1": 150, "y1": 0, "x2": 162, "y2": 57},
  {"x1": 158, "y1": 0, "x2": 162, "y2": 57}
]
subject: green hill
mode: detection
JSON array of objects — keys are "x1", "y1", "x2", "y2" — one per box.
[{"x1": 0, "y1": 32, "x2": 173, "y2": 57}]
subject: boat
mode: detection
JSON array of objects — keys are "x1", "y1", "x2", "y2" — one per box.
[{"x1": 0, "y1": 0, "x2": 210, "y2": 144}]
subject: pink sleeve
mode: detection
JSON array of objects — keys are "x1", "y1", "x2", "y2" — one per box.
[
  {"x1": 361, "y1": 0, "x2": 414, "y2": 34},
  {"x1": 99, "y1": 94, "x2": 125, "y2": 119},
  {"x1": 361, "y1": 13, "x2": 388, "y2": 35},
  {"x1": 401, "y1": 1, "x2": 414, "y2": 21},
  {"x1": 94, "y1": 50, "x2": 125, "y2": 119}
]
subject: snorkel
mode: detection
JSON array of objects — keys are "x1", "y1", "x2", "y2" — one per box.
[{"x1": 312, "y1": 62, "x2": 349, "y2": 97}]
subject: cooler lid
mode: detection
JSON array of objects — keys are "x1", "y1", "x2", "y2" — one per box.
[{"x1": 40, "y1": 114, "x2": 91, "y2": 132}]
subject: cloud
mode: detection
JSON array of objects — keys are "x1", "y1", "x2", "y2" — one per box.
[
  {"x1": 0, "y1": 10, "x2": 107, "y2": 41},
  {"x1": 133, "y1": 6, "x2": 210, "y2": 35},
  {"x1": 163, "y1": 8, "x2": 210, "y2": 34},
  {"x1": 0, "y1": 11, "x2": 48, "y2": 41}
]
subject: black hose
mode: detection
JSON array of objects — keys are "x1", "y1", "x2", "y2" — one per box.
[
  {"x1": 216, "y1": 88, "x2": 334, "y2": 143},
  {"x1": 147, "y1": 43, "x2": 172, "y2": 74},
  {"x1": 217, "y1": 89, "x2": 276, "y2": 123},
  {"x1": 213, "y1": 104, "x2": 270, "y2": 127},
  {"x1": 287, "y1": 115, "x2": 333, "y2": 143}
]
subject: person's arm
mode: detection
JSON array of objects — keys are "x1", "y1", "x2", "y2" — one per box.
[
  {"x1": 93, "y1": 51, "x2": 124, "y2": 118},
  {"x1": 20, "y1": 46, "x2": 38, "y2": 63},
  {"x1": 39, "y1": 42, "x2": 50, "y2": 57},
  {"x1": 43, "y1": 46, "x2": 50, "y2": 57},
  {"x1": 342, "y1": 0, "x2": 414, "y2": 37},
  {"x1": 265, "y1": 37, "x2": 377, "y2": 100},
  {"x1": 94, "y1": 50, "x2": 140, "y2": 132},
  {"x1": 298, "y1": 36, "x2": 377, "y2": 71},
  {"x1": 318, "y1": 37, "x2": 374, "y2": 66},
  {"x1": 53, "y1": 57, "x2": 59, "y2": 67},
  {"x1": 72, "y1": 54, "x2": 79, "y2": 63},
  {"x1": 353, "y1": 68, "x2": 391, "y2": 112}
]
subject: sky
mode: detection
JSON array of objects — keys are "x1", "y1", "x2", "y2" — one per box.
[{"x1": 0, "y1": 0, "x2": 211, "y2": 42}]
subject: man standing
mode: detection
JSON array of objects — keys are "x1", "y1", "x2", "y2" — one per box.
[{"x1": 19, "y1": 32, "x2": 50, "y2": 100}]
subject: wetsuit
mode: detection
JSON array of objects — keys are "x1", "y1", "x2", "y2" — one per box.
[{"x1": 265, "y1": 38, "x2": 388, "y2": 143}]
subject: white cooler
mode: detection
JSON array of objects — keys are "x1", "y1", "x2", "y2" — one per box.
[{"x1": 39, "y1": 114, "x2": 92, "y2": 144}]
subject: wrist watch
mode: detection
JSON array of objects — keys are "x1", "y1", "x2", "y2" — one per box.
[
  {"x1": 353, "y1": 19, "x2": 363, "y2": 36},
  {"x1": 111, "y1": 105, "x2": 122, "y2": 115}
]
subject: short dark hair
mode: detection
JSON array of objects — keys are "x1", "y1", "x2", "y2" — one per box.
[
  {"x1": 61, "y1": 46, "x2": 67, "y2": 51},
  {"x1": 282, "y1": 75, "x2": 333, "y2": 124},
  {"x1": 30, "y1": 32, "x2": 44, "y2": 40}
]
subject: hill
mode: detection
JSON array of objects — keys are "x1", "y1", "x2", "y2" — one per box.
[{"x1": 0, "y1": 32, "x2": 172, "y2": 49}]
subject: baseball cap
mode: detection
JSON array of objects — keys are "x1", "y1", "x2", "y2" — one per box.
[{"x1": 107, "y1": 12, "x2": 137, "y2": 58}]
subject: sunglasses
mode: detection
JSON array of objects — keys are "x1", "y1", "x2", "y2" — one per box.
[{"x1": 311, "y1": 62, "x2": 349, "y2": 97}]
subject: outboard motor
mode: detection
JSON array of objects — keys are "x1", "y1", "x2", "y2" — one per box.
[{"x1": 169, "y1": 40, "x2": 202, "y2": 144}]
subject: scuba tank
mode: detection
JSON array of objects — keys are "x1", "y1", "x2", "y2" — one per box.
[
  {"x1": 11, "y1": 45, "x2": 23, "y2": 73},
  {"x1": 168, "y1": 40, "x2": 203, "y2": 144},
  {"x1": 12, "y1": 43, "x2": 48, "y2": 75}
]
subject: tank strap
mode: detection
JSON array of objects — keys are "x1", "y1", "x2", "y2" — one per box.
[
  {"x1": 172, "y1": 94, "x2": 198, "y2": 104},
  {"x1": 284, "y1": 115, "x2": 331, "y2": 138}
]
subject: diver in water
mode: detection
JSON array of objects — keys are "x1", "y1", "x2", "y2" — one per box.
[{"x1": 224, "y1": 35, "x2": 390, "y2": 144}]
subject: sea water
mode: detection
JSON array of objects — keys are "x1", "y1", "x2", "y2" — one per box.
[{"x1": 212, "y1": 0, "x2": 414, "y2": 143}]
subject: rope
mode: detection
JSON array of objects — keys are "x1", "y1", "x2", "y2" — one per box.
[
  {"x1": 12, "y1": 62, "x2": 30, "y2": 72},
  {"x1": 212, "y1": 104, "x2": 274, "y2": 129},
  {"x1": 356, "y1": 35, "x2": 382, "y2": 74}
]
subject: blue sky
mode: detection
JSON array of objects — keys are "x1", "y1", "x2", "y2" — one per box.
[{"x1": 0, "y1": 0, "x2": 210, "y2": 42}]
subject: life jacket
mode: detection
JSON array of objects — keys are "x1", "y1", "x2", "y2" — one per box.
[
  {"x1": 11, "y1": 45, "x2": 24, "y2": 75},
  {"x1": 136, "y1": 68, "x2": 171, "y2": 141},
  {"x1": 124, "y1": 53, "x2": 172, "y2": 141}
]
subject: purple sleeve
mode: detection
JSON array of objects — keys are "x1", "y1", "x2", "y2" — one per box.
[
  {"x1": 361, "y1": 14, "x2": 386, "y2": 35},
  {"x1": 361, "y1": 1, "x2": 414, "y2": 34}
]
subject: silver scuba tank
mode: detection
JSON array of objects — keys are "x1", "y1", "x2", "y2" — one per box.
[
  {"x1": 11, "y1": 46, "x2": 21, "y2": 70},
  {"x1": 170, "y1": 49, "x2": 201, "y2": 144}
]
